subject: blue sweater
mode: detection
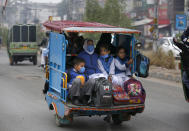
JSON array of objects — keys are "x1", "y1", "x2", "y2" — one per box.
[
  {"x1": 67, "y1": 68, "x2": 88, "y2": 86},
  {"x1": 78, "y1": 51, "x2": 101, "y2": 76}
]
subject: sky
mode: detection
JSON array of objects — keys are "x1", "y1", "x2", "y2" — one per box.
[{"x1": 29, "y1": 0, "x2": 62, "y2": 3}]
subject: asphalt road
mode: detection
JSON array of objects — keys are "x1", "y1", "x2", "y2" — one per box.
[{"x1": 0, "y1": 48, "x2": 189, "y2": 131}]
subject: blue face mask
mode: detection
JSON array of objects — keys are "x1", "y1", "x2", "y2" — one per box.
[
  {"x1": 87, "y1": 45, "x2": 94, "y2": 52},
  {"x1": 79, "y1": 67, "x2": 85, "y2": 73},
  {"x1": 102, "y1": 54, "x2": 109, "y2": 59}
]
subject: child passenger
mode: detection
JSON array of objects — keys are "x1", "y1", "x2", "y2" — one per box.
[
  {"x1": 97, "y1": 44, "x2": 115, "y2": 79},
  {"x1": 67, "y1": 58, "x2": 95, "y2": 105},
  {"x1": 78, "y1": 39, "x2": 101, "y2": 76},
  {"x1": 113, "y1": 46, "x2": 133, "y2": 86},
  {"x1": 115, "y1": 46, "x2": 133, "y2": 75}
]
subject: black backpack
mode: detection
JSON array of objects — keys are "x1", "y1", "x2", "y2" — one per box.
[
  {"x1": 93, "y1": 77, "x2": 113, "y2": 107},
  {"x1": 136, "y1": 53, "x2": 150, "y2": 78}
]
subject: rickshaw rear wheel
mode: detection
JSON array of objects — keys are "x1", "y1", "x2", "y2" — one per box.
[
  {"x1": 33, "y1": 55, "x2": 37, "y2": 65},
  {"x1": 112, "y1": 114, "x2": 122, "y2": 125},
  {"x1": 9, "y1": 56, "x2": 14, "y2": 66}
]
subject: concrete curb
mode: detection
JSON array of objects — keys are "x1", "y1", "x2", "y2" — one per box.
[{"x1": 149, "y1": 72, "x2": 182, "y2": 83}]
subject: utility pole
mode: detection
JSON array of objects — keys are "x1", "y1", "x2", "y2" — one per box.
[
  {"x1": 1, "y1": 0, "x2": 8, "y2": 27},
  {"x1": 185, "y1": 0, "x2": 189, "y2": 27},
  {"x1": 31, "y1": 7, "x2": 41, "y2": 24},
  {"x1": 153, "y1": 0, "x2": 159, "y2": 52}
]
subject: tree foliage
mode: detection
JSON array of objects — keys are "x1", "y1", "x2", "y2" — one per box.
[
  {"x1": 36, "y1": 25, "x2": 45, "y2": 44},
  {"x1": 0, "y1": 27, "x2": 9, "y2": 46},
  {"x1": 84, "y1": 0, "x2": 103, "y2": 22},
  {"x1": 84, "y1": 0, "x2": 131, "y2": 28}
]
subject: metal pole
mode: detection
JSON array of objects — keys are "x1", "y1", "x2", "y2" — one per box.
[
  {"x1": 1, "y1": 0, "x2": 8, "y2": 27},
  {"x1": 153, "y1": 0, "x2": 159, "y2": 52},
  {"x1": 0, "y1": 7, "x2": 3, "y2": 27},
  {"x1": 185, "y1": 0, "x2": 189, "y2": 28}
]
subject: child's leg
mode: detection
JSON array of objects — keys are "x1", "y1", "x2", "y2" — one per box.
[
  {"x1": 112, "y1": 74, "x2": 130, "y2": 87},
  {"x1": 83, "y1": 79, "x2": 96, "y2": 96},
  {"x1": 69, "y1": 78, "x2": 82, "y2": 100},
  {"x1": 41, "y1": 53, "x2": 45, "y2": 66},
  {"x1": 112, "y1": 75, "x2": 121, "y2": 85}
]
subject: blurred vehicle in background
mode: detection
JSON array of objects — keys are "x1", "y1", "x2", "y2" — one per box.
[
  {"x1": 7, "y1": 24, "x2": 38, "y2": 65},
  {"x1": 156, "y1": 37, "x2": 181, "y2": 59}
]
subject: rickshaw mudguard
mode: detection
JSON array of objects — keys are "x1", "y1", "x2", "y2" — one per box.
[{"x1": 46, "y1": 91, "x2": 66, "y2": 118}]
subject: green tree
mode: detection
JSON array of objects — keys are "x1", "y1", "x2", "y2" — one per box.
[
  {"x1": 84, "y1": 0, "x2": 103, "y2": 22},
  {"x1": 84, "y1": 0, "x2": 104, "y2": 41},
  {"x1": 36, "y1": 25, "x2": 45, "y2": 44},
  {"x1": 103, "y1": 0, "x2": 121, "y2": 25},
  {"x1": 84, "y1": 0, "x2": 131, "y2": 28},
  {"x1": 103, "y1": 0, "x2": 131, "y2": 27},
  {"x1": 0, "y1": 27, "x2": 9, "y2": 46}
]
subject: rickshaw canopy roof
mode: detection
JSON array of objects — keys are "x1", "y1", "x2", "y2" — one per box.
[
  {"x1": 43, "y1": 20, "x2": 141, "y2": 34},
  {"x1": 64, "y1": 27, "x2": 140, "y2": 34}
]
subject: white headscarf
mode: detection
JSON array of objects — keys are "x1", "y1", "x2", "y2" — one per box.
[{"x1": 83, "y1": 39, "x2": 94, "y2": 55}]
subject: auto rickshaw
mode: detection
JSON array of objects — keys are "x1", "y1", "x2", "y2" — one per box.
[
  {"x1": 43, "y1": 20, "x2": 149, "y2": 126},
  {"x1": 7, "y1": 24, "x2": 38, "y2": 65}
]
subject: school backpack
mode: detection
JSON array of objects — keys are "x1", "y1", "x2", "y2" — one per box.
[
  {"x1": 112, "y1": 84, "x2": 130, "y2": 105},
  {"x1": 124, "y1": 78, "x2": 146, "y2": 104},
  {"x1": 136, "y1": 53, "x2": 150, "y2": 78},
  {"x1": 93, "y1": 77, "x2": 113, "y2": 107}
]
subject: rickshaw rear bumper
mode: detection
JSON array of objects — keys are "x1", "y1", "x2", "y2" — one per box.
[
  {"x1": 46, "y1": 91, "x2": 145, "y2": 118},
  {"x1": 69, "y1": 104, "x2": 145, "y2": 116},
  {"x1": 12, "y1": 53, "x2": 37, "y2": 56}
]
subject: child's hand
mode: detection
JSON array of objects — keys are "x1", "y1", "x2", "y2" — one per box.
[
  {"x1": 108, "y1": 75, "x2": 112, "y2": 83},
  {"x1": 127, "y1": 59, "x2": 133, "y2": 65}
]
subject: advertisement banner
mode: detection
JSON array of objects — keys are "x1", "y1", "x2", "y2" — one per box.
[{"x1": 176, "y1": 14, "x2": 187, "y2": 30}]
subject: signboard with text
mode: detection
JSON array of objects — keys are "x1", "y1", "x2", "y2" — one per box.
[{"x1": 176, "y1": 14, "x2": 187, "y2": 30}]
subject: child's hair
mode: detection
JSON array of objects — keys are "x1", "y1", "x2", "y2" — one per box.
[
  {"x1": 100, "y1": 44, "x2": 110, "y2": 51},
  {"x1": 87, "y1": 39, "x2": 93, "y2": 43},
  {"x1": 73, "y1": 57, "x2": 85, "y2": 66},
  {"x1": 117, "y1": 46, "x2": 126, "y2": 54}
]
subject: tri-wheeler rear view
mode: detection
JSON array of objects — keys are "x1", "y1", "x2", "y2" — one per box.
[
  {"x1": 43, "y1": 20, "x2": 150, "y2": 126},
  {"x1": 7, "y1": 24, "x2": 38, "y2": 65}
]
